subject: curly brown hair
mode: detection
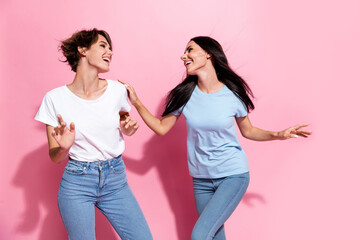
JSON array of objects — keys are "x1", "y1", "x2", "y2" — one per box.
[{"x1": 59, "y1": 28, "x2": 112, "y2": 72}]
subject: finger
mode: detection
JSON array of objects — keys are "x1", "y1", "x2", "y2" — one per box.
[
  {"x1": 51, "y1": 130, "x2": 57, "y2": 137},
  {"x1": 294, "y1": 124, "x2": 310, "y2": 130},
  {"x1": 297, "y1": 133, "x2": 308, "y2": 138},
  {"x1": 53, "y1": 126, "x2": 60, "y2": 136},
  {"x1": 290, "y1": 134, "x2": 299, "y2": 138},
  {"x1": 128, "y1": 120, "x2": 137, "y2": 127},
  {"x1": 69, "y1": 122, "x2": 75, "y2": 133},
  {"x1": 297, "y1": 129, "x2": 312, "y2": 135},
  {"x1": 118, "y1": 80, "x2": 130, "y2": 88},
  {"x1": 124, "y1": 121, "x2": 132, "y2": 129},
  {"x1": 125, "y1": 119, "x2": 136, "y2": 129},
  {"x1": 57, "y1": 114, "x2": 64, "y2": 125},
  {"x1": 59, "y1": 121, "x2": 67, "y2": 134}
]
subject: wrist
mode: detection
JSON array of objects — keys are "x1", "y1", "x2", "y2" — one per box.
[
  {"x1": 272, "y1": 131, "x2": 281, "y2": 140},
  {"x1": 133, "y1": 99, "x2": 143, "y2": 109}
]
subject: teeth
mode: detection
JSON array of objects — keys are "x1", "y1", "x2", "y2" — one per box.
[
  {"x1": 185, "y1": 61, "x2": 192, "y2": 65},
  {"x1": 103, "y1": 58, "x2": 110, "y2": 62}
]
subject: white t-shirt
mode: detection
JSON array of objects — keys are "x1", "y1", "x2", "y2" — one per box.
[{"x1": 35, "y1": 79, "x2": 131, "y2": 162}]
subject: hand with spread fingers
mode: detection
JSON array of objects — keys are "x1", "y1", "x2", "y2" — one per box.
[
  {"x1": 120, "y1": 112, "x2": 139, "y2": 136},
  {"x1": 118, "y1": 80, "x2": 139, "y2": 106},
  {"x1": 278, "y1": 124, "x2": 312, "y2": 140},
  {"x1": 52, "y1": 114, "x2": 75, "y2": 150}
]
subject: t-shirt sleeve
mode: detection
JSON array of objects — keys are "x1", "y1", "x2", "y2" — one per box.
[
  {"x1": 117, "y1": 82, "x2": 131, "y2": 113},
  {"x1": 235, "y1": 99, "x2": 248, "y2": 118},
  {"x1": 171, "y1": 109, "x2": 181, "y2": 116},
  {"x1": 34, "y1": 92, "x2": 59, "y2": 127},
  {"x1": 171, "y1": 105, "x2": 185, "y2": 116}
]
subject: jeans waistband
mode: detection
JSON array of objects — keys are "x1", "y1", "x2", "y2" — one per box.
[{"x1": 68, "y1": 155, "x2": 123, "y2": 169}]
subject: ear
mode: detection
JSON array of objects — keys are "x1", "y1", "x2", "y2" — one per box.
[
  {"x1": 78, "y1": 46, "x2": 87, "y2": 57},
  {"x1": 206, "y1": 53, "x2": 212, "y2": 59}
]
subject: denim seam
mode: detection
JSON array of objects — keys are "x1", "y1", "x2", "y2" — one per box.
[{"x1": 206, "y1": 179, "x2": 249, "y2": 239}]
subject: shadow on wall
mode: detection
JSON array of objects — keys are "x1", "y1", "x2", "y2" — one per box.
[
  {"x1": 12, "y1": 144, "x2": 120, "y2": 240},
  {"x1": 12, "y1": 102, "x2": 266, "y2": 240},
  {"x1": 124, "y1": 100, "x2": 267, "y2": 240},
  {"x1": 124, "y1": 112, "x2": 197, "y2": 240}
]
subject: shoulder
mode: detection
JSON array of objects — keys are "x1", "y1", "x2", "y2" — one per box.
[
  {"x1": 105, "y1": 80, "x2": 128, "y2": 101},
  {"x1": 106, "y1": 79, "x2": 126, "y2": 92},
  {"x1": 43, "y1": 85, "x2": 68, "y2": 100},
  {"x1": 224, "y1": 86, "x2": 242, "y2": 101}
]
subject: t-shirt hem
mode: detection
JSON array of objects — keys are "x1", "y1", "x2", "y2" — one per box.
[{"x1": 190, "y1": 169, "x2": 250, "y2": 179}]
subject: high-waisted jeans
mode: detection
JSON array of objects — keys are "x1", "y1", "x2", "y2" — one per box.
[
  {"x1": 191, "y1": 172, "x2": 250, "y2": 240},
  {"x1": 58, "y1": 155, "x2": 153, "y2": 240}
]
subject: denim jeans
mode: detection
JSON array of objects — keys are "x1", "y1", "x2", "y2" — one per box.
[
  {"x1": 58, "y1": 155, "x2": 153, "y2": 240},
  {"x1": 191, "y1": 172, "x2": 250, "y2": 240}
]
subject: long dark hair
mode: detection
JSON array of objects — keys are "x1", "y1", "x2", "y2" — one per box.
[{"x1": 162, "y1": 36, "x2": 254, "y2": 116}]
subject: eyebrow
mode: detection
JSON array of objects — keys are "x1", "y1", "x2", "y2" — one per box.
[{"x1": 99, "y1": 40, "x2": 112, "y2": 50}]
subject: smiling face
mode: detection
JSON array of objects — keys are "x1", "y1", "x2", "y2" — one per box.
[
  {"x1": 181, "y1": 41, "x2": 211, "y2": 75},
  {"x1": 81, "y1": 34, "x2": 113, "y2": 73}
]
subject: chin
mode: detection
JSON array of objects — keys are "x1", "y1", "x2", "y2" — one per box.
[{"x1": 186, "y1": 69, "x2": 195, "y2": 75}]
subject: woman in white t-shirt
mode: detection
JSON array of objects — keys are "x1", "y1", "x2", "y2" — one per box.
[
  {"x1": 121, "y1": 36, "x2": 311, "y2": 240},
  {"x1": 35, "y1": 29, "x2": 153, "y2": 240}
]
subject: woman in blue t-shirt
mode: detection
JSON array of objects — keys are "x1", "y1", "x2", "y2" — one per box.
[{"x1": 122, "y1": 36, "x2": 311, "y2": 240}]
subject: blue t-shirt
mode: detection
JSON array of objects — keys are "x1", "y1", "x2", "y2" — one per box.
[{"x1": 172, "y1": 85, "x2": 249, "y2": 178}]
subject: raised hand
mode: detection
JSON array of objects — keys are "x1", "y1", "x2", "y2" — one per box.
[
  {"x1": 120, "y1": 112, "x2": 139, "y2": 136},
  {"x1": 278, "y1": 124, "x2": 312, "y2": 140},
  {"x1": 51, "y1": 114, "x2": 75, "y2": 150}
]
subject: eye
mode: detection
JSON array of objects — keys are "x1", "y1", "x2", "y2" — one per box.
[
  {"x1": 100, "y1": 44, "x2": 106, "y2": 48},
  {"x1": 188, "y1": 48, "x2": 193, "y2": 53}
]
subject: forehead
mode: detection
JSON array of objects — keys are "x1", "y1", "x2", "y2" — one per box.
[
  {"x1": 96, "y1": 34, "x2": 108, "y2": 44},
  {"x1": 185, "y1": 40, "x2": 196, "y2": 48}
]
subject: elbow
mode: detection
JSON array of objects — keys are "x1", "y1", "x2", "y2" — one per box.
[
  {"x1": 240, "y1": 129, "x2": 252, "y2": 140},
  {"x1": 48, "y1": 150, "x2": 65, "y2": 164},
  {"x1": 154, "y1": 127, "x2": 168, "y2": 136},
  {"x1": 155, "y1": 130, "x2": 166, "y2": 136}
]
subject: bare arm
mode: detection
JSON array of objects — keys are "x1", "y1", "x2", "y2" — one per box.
[
  {"x1": 120, "y1": 81, "x2": 179, "y2": 136},
  {"x1": 46, "y1": 114, "x2": 75, "y2": 163},
  {"x1": 236, "y1": 115, "x2": 311, "y2": 141}
]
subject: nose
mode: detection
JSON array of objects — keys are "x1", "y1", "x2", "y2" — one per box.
[{"x1": 180, "y1": 53, "x2": 187, "y2": 61}]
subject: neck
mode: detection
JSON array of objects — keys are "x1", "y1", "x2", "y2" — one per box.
[
  {"x1": 71, "y1": 63, "x2": 101, "y2": 94},
  {"x1": 196, "y1": 67, "x2": 224, "y2": 93}
]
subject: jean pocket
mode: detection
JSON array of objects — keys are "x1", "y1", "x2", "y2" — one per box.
[
  {"x1": 110, "y1": 160, "x2": 126, "y2": 174},
  {"x1": 64, "y1": 161, "x2": 86, "y2": 175}
]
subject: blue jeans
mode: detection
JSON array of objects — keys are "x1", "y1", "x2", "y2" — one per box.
[
  {"x1": 58, "y1": 155, "x2": 153, "y2": 240},
  {"x1": 191, "y1": 172, "x2": 250, "y2": 240}
]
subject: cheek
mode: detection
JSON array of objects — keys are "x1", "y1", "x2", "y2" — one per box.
[{"x1": 194, "y1": 51, "x2": 207, "y2": 60}]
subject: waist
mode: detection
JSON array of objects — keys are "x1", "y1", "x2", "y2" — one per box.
[{"x1": 68, "y1": 154, "x2": 123, "y2": 169}]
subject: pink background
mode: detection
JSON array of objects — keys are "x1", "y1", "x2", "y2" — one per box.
[{"x1": 1, "y1": 0, "x2": 359, "y2": 239}]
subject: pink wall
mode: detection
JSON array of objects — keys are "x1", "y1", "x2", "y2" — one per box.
[{"x1": 1, "y1": 0, "x2": 359, "y2": 239}]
